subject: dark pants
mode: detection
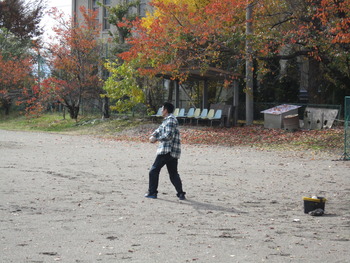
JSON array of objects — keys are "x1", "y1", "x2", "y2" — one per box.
[{"x1": 148, "y1": 153, "x2": 184, "y2": 195}]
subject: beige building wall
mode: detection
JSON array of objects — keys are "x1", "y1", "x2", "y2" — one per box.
[{"x1": 72, "y1": 0, "x2": 149, "y2": 41}]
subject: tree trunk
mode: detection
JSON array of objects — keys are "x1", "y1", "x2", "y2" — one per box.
[
  {"x1": 2, "y1": 98, "x2": 12, "y2": 115},
  {"x1": 2, "y1": 97, "x2": 12, "y2": 115},
  {"x1": 167, "y1": 80, "x2": 174, "y2": 102},
  {"x1": 102, "y1": 96, "x2": 110, "y2": 119},
  {"x1": 66, "y1": 105, "x2": 80, "y2": 120},
  {"x1": 203, "y1": 80, "x2": 208, "y2": 109},
  {"x1": 245, "y1": 1, "x2": 254, "y2": 125},
  {"x1": 4, "y1": 105, "x2": 10, "y2": 115},
  {"x1": 308, "y1": 57, "x2": 323, "y2": 104}
]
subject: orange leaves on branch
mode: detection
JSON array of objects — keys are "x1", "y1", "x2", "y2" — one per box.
[
  {"x1": 0, "y1": 55, "x2": 32, "y2": 88},
  {"x1": 253, "y1": 0, "x2": 350, "y2": 62},
  {"x1": 0, "y1": 55, "x2": 33, "y2": 114},
  {"x1": 35, "y1": 6, "x2": 103, "y2": 119},
  {"x1": 120, "y1": 0, "x2": 247, "y2": 81},
  {"x1": 316, "y1": 0, "x2": 350, "y2": 44}
]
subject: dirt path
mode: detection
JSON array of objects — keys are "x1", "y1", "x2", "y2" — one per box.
[{"x1": 1, "y1": 130, "x2": 349, "y2": 262}]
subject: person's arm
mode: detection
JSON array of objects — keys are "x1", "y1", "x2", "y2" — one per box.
[
  {"x1": 150, "y1": 122, "x2": 165, "y2": 143},
  {"x1": 156, "y1": 118, "x2": 175, "y2": 142},
  {"x1": 152, "y1": 127, "x2": 160, "y2": 138},
  {"x1": 150, "y1": 127, "x2": 160, "y2": 143}
]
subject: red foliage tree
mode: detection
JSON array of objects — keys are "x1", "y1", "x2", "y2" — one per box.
[
  {"x1": 121, "y1": 0, "x2": 349, "y2": 105},
  {"x1": 0, "y1": 0, "x2": 45, "y2": 115},
  {"x1": 254, "y1": 0, "x2": 350, "y2": 102},
  {"x1": 43, "y1": 6, "x2": 103, "y2": 119},
  {"x1": 120, "y1": 0, "x2": 246, "y2": 83},
  {"x1": 0, "y1": 54, "x2": 33, "y2": 115}
]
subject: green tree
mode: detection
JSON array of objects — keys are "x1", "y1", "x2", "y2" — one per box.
[
  {"x1": 102, "y1": 0, "x2": 157, "y2": 113},
  {"x1": 103, "y1": 61, "x2": 144, "y2": 112},
  {"x1": 99, "y1": 0, "x2": 140, "y2": 54}
]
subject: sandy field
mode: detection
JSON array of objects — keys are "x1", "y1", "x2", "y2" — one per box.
[{"x1": 0, "y1": 129, "x2": 349, "y2": 263}]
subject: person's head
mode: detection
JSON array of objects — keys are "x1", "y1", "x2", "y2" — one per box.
[{"x1": 162, "y1": 102, "x2": 174, "y2": 116}]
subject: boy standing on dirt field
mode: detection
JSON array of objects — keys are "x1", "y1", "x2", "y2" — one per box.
[{"x1": 145, "y1": 102, "x2": 186, "y2": 200}]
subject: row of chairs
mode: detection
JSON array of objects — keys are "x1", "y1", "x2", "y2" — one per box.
[{"x1": 152, "y1": 107, "x2": 223, "y2": 126}]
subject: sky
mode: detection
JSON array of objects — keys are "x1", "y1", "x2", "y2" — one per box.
[{"x1": 40, "y1": 0, "x2": 72, "y2": 43}]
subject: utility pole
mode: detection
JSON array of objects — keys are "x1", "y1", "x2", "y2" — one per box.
[{"x1": 245, "y1": 0, "x2": 254, "y2": 125}]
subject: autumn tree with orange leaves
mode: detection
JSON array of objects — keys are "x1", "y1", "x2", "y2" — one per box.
[
  {"x1": 120, "y1": 0, "x2": 246, "y2": 82},
  {"x1": 106, "y1": 0, "x2": 248, "y2": 113},
  {"x1": 118, "y1": 0, "x2": 349, "y2": 107},
  {"x1": 253, "y1": 0, "x2": 350, "y2": 103},
  {"x1": 0, "y1": 52, "x2": 33, "y2": 115},
  {"x1": 0, "y1": 29, "x2": 37, "y2": 116},
  {"x1": 42, "y1": 6, "x2": 103, "y2": 120},
  {"x1": 0, "y1": 0, "x2": 45, "y2": 115}
]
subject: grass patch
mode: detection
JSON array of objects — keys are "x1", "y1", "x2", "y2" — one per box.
[
  {"x1": 0, "y1": 113, "x2": 151, "y2": 134},
  {"x1": 0, "y1": 113, "x2": 345, "y2": 156},
  {"x1": 0, "y1": 113, "x2": 80, "y2": 132}
]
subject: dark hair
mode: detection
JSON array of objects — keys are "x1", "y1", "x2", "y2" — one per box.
[{"x1": 163, "y1": 102, "x2": 174, "y2": 113}]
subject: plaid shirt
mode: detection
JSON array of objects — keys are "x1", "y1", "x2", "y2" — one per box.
[{"x1": 152, "y1": 113, "x2": 181, "y2": 159}]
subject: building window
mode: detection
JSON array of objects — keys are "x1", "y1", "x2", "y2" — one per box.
[
  {"x1": 103, "y1": 0, "x2": 110, "y2": 30},
  {"x1": 92, "y1": 0, "x2": 99, "y2": 23},
  {"x1": 138, "y1": 0, "x2": 147, "y2": 17},
  {"x1": 92, "y1": 0, "x2": 99, "y2": 11},
  {"x1": 126, "y1": 0, "x2": 148, "y2": 17}
]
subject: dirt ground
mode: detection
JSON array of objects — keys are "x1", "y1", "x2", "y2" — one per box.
[{"x1": 1, "y1": 129, "x2": 349, "y2": 263}]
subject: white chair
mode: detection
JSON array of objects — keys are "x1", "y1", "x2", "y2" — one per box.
[
  {"x1": 173, "y1": 108, "x2": 180, "y2": 117},
  {"x1": 187, "y1": 108, "x2": 200, "y2": 124},
  {"x1": 208, "y1": 109, "x2": 222, "y2": 126},
  {"x1": 151, "y1": 107, "x2": 162, "y2": 117},
  {"x1": 201, "y1": 109, "x2": 215, "y2": 120},
  {"x1": 195, "y1": 109, "x2": 208, "y2": 125},
  {"x1": 186, "y1": 108, "x2": 195, "y2": 118},
  {"x1": 179, "y1": 108, "x2": 194, "y2": 124},
  {"x1": 177, "y1": 108, "x2": 185, "y2": 117},
  {"x1": 151, "y1": 107, "x2": 162, "y2": 122},
  {"x1": 176, "y1": 108, "x2": 186, "y2": 124}
]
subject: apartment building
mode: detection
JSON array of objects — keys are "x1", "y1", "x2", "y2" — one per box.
[
  {"x1": 72, "y1": 0, "x2": 149, "y2": 40},
  {"x1": 71, "y1": 0, "x2": 200, "y2": 110}
]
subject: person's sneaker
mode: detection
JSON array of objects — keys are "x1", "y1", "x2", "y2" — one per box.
[
  {"x1": 177, "y1": 192, "x2": 186, "y2": 200},
  {"x1": 144, "y1": 193, "x2": 157, "y2": 199}
]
